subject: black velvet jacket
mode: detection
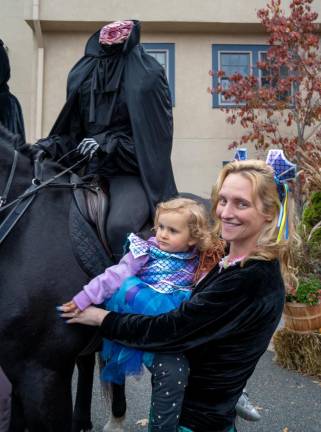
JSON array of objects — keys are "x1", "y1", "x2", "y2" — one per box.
[{"x1": 100, "y1": 259, "x2": 285, "y2": 432}]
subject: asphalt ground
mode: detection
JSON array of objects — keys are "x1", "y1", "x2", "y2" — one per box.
[{"x1": 74, "y1": 349, "x2": 321, "y2": 432}]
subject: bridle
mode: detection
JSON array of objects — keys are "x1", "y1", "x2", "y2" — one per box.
[
  {"x1": 0, "y1": 149, "x2": 94, "y2": 245},
  {"x1": 0, "y1": 150, "x2": 19, "y2": 208}
]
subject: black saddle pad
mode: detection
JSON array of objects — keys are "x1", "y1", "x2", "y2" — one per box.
[{"x1": 69, "y1": 199, "x2": 114, "y2": 278}]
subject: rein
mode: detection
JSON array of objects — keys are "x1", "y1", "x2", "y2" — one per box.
[
  {"x1": 0, "y1": 151, "x2": 92, "y2": 213},
  {"x1": 0, "y1": 150, "x2": 19, "y2": 207},
  {"x1": 0, "y1": 150, "x2": 94, "y2": 245}
]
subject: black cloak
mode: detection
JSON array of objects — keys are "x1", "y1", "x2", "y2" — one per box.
[
  {"x1": 38, "y1": 21, "x2": 177, "y2": 215},
  {"x1": 0, "y1": 40, "x2": 25, "y2": 140},
  {"x1": 99, "y1": 259, "x2": 285, "y2": 431}
]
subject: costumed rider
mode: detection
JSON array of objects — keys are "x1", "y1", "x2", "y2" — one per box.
[
  {"x1": 0, "y1": 39, "x2": 25, "y2": 140},
  {"x1": 33, "y1": 20, "x2": 177, "y2": 260}
]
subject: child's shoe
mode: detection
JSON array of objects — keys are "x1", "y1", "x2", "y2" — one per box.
[{"x1": 235, "y1": 390, "x2": 261, "y2": 422}]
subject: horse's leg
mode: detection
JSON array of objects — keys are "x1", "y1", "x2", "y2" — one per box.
[
  {"x1": 101, "y1": 381, "x2": 126, "y2": 432},
  {"x1": 72, "y1": 354, "x2": 95, "y2": 432},
  {"x1": 111, "y1": 383, "x2": 126, "y2": 417},
  {"x1": 98, "y1": 353, "x2": 126, "y2": 432},
  {"x1": 9, "y1": 392, "x2": 25, "y2": 432},
  {"x1": 19, "y1": 364, "x2": 74, "y2": 432}
]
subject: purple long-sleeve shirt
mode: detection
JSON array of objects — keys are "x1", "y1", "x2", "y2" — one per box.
[
  {"x1": 0, "y1": 366, "x2": 11, "y2": 432},
  {"x1": 73, "y1": 251, "x2": 149, "y2": 311}
]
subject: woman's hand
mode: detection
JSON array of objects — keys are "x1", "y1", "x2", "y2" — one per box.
[{"x1": 60, "y1": 306, "x2": 109, "y2": 326}]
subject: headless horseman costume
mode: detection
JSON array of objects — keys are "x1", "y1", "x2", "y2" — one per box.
[
  {"x1": 0, "y1": 40, "x2": 25, "y2": 140},
  {"x1": 36, "y1": 21, "x2": 177, "y2": 259}
]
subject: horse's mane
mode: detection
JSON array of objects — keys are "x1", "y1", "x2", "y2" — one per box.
[
  {"x1": 0, "y1": 123, "x2": 29, "y2": 154},
  {"x1": 0, "y1": 123, "x2": 40, "y2": 161}
]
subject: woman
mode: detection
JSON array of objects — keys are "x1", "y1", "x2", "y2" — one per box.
[{"x1": 62, "y1": 159, "x2": 295, "y2": 431}]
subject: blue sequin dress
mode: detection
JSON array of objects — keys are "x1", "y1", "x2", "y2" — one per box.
[{"x1": 101, "y1": 233, "x2": 199, "y2": 384}]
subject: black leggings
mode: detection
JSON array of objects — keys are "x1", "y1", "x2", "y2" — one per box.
[{"x1": 147, "y1": 353, "x2": 190, "y2": 432}]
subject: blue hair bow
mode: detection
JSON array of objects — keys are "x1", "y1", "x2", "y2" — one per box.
[
  {"x1": 233, "y1": 148, "x2": 248, "y2": 161},
  {"x1": 266, "y1": 149, "x2": 296, "y2": 241}
]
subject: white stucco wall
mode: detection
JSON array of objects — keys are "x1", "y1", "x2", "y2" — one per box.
[{"x1": 1, "y1": 0, "x2": 321, "y2": 195}]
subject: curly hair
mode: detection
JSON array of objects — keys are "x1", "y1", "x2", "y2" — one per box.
[{"x1": 154, "y1": 197, "x2": 225, "y2": 279}]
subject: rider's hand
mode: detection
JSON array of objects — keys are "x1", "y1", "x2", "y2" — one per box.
[
  {"x1": 58, "y1": 301, "x2": 80, "y2": 314},
  {"x1": 27, "y1": 143, "x2": 48, "y2": 160},
  {"x1": 76, "y1": 138, "x2": 99, "y2": 158}
]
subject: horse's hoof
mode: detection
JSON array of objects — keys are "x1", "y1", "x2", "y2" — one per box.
[
  {"x1": 103, "y1": 415, "x2": 125, "y2": 432},
  {"x1": 72, "y1": 419, "x2": 93, "y2": 432}
]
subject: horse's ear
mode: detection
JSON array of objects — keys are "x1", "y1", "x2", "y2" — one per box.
[{"x1": 0, "y1": 123, "x2": 25, "y2": 151}]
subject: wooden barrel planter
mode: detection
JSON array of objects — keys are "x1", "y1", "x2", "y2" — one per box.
[{"x1": 283, "y1": 302, "x2": 321, "y2": 333}]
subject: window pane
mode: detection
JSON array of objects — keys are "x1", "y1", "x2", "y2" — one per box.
[
  {"x1": 259, "y1": 52, "x2": 292, "y2": 101},
  {"x1": 220, "y1": 53, "x2": 250, "y2": 76},
  {"x1": 143, "y1": 43, "x2": 175, "y2": 105},
  {"x1": 219, "y1": 52, "x2": 250, "y2": 103},
  {"x1": 220, "y1": 78, "x2": 235, "y2": 102},
  {"x1": 146, "y1": 50, "x2": 167, "y2": 70}
]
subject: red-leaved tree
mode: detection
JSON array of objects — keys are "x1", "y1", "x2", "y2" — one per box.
[{"x1": 212, "y1": 0, "x2": 321, "y2": 205}]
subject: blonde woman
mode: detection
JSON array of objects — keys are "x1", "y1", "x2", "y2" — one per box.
[{"x1": 63, "y1": 160, "x2": 296, "y2": 432}]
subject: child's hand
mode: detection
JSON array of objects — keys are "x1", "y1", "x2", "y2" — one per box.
[{"x1": 58, "y1": 301, "x2": 80, "y2": 314}]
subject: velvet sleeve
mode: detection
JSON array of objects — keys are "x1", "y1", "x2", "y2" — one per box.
[{"x1": 99, "y1": 267, "x2": 266, "y2": 353}]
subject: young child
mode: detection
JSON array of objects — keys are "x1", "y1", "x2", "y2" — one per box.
[{"x1": 62, "y1": 197, "x2": 224, "y2": 431}]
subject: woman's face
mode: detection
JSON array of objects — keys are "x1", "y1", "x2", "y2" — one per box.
[{"x1": 215, "y1": 173, "x2": 269, "y2": 252}]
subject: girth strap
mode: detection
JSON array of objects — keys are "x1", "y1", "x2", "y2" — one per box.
[{"x1": 0, "y1": 183, "x2": 37, "y2": 245}]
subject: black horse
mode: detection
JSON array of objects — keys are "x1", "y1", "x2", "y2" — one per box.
[
  {"x1": 0, "y1": 126, "x2": 120, "y2": 431},
  {"x1": 0, "y1": 126, "x2": 212, "y2": 431}
]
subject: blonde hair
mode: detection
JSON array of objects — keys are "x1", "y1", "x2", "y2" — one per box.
[
  {"x1": 211, "y1": 159, "x2": 298, "y2": 285},
  {"x1": 154, "y1": 197, "x2": 212, "y2": 252}
]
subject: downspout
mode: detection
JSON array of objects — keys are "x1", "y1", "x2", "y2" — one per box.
[{"x1": 32, "y1": 0, "x2": 44, "y2": 140}]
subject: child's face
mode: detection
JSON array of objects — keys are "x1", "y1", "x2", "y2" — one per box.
[{"x1": 155, "y1": 211, "x2": 197, "y2": 253}]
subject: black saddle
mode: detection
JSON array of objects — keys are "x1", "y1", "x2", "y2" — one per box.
[{"x1": 69, "y1": 174, "x2": 114, "y2": 278}]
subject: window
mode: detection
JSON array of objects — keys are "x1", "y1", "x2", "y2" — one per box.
[
  {"x1": 212, "y1": 44, "x2": 270, "y2": 107},
  {"x1": 143, "y1": 43, "x2": 175, "y2": 105},
  {"x1": 259, "y1": 51, "x2": 293, "y2": 102}
]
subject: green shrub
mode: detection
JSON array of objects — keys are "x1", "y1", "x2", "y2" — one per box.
[
  {"x1": 308, "y1": 227, "x2": 321, "y2": 260},
  {"x1": 301, "y1": 192, "x2": 321, "y2": 231},
  {"x1": 295, "y1": 276, "x2": 321, "y2": 306}
]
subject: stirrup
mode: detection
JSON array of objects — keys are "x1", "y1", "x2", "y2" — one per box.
[{"x1": 235, "y1": 391, "x2": 261, "y2": 422}]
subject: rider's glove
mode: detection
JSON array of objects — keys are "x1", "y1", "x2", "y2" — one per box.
[{"x1": 77, "y1": 138, "x2": 99, "y2": 159}]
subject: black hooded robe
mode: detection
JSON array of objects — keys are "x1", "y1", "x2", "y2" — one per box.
[
  {"x1": 0, "y1": 41, "x2": 25, "y2": 140},
  {"x1": 37, "y1": 21, "x2": 177, "y2": 217}
]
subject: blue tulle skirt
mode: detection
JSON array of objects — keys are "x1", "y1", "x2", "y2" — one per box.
[{"x1": 101, "y1": 276, "x2": 191, "y2": 384}]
